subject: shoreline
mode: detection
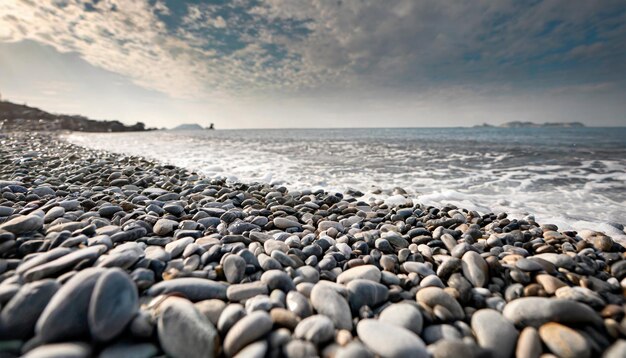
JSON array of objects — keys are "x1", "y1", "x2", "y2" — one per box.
[
  {"x1": 1, "y1": 131, "x2": 625, "y2": 357},
  {"x1": 63, "y1": 130, "x2": 626, "y2": 244}
]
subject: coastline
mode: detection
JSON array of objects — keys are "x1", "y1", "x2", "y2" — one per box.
[
  {"x1": 63, "y1": 128, "x2": 626, "y2": 244},
  {"x1": 1, "y1": 131, "x2": 625, "y2": 357}
]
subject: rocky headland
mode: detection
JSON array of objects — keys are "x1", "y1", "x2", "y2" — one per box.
[
  {"x1": 0, "y1": 100, "x2": 152, "y2": 132},
  {"x1": 0, "y1": 132, "x2": 625, "y2": 358}
]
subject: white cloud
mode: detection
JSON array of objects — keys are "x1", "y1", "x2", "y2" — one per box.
[
  {"x1": 0, "y1": 0, "x2": 624, "y2": 103},
  {"x1": 213, "y1": 16, "x2": 227, "y2": 29},
  {"x1": 549, "y1": 82, "x2": 616, "y2": 95},
  {"x1": 0, "y1": 0, "x2": 207, "y2": 98}
]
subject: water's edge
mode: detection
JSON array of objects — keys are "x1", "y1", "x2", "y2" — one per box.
[{"x1": 63, "y1": 129, "x2": 626, "y2": 242}]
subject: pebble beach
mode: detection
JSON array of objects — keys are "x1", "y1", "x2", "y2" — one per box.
[{"x1": 1, "y1": 131, "x2": 626, "y2": 358}]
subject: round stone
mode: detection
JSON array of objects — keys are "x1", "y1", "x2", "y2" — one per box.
[
  {"x1": 402, "y1": 262, "x2": 436, "y2": 276},
  {"x1": 0, "y1": 214, "x2": 43, "y2": 234},
  {"x1": 502, "y1": 297, "x2": 602, "y2": 328},
  {"x1": 233, "y1": 341, "x2": 267, "y2": 358},
  {"x1": 310, "y1": 282, "x2": 352, "y2": 330},
  {"x1": 227, "y1": 282, "x2": 269, "y2": 302},
  {"x1": 23, "y1": 343, "x2": 91, "y2": 358},
  {"x1": 286, "y1": 291, "x2": 313, "y2": 318},
  {"x1": 217, "y1": 303, "x2": 246, "y2": 335},
  {"x1": 535, "y1": 274, "x2": 567, "y2": 295},
  {"x1": 88, "y1": 268, "x2": 139, "y2": 341},
  {"x1": 461, "y1": 251, "x2": 489, "y2": 287},
  {"x1": 538, "y1": 322, "x2": 590, "y2": 358},
  {"x1": 273, "y1": 217, "x2": 301, "y2": 229},
  {"x1": 378, "y1": 302, "x2": 423, "y2": 335},
  {"x1": 157, "y1": 297, "x2": 220, "y2": 358},
  {"x1": 554, "y1": 286, "x2": 605, "y2": 309},
  {"x1": 223, "y1": 311, "x2": 273, "y2": 357},
  {"x1": 270, "y1": 308, "x2": 300, "y2": 330},
  {"x1": 194, "y1": 299, "x2": 227, "y2": 326},
  {"x1": 604, "y1": 340, "x2": 626, "y2": 358},
  {"x1": 223, "y1": 255, "x2": 247, "y2": 283},
  {"x1": 335, "y1": 342, "x2": 374, "y2": 358},
  {"x1": 35, "y1": 268, "x2": 106, "y2": 343},
  {"x1": 346, "y1": 279, "x2": 388, "y2": 314},
  {"x1": 283, "y1": 339, "x2": 317, "y2": 358},
  {"x1": 593, "y1": 235, "x2": 613, "y2": 251},
  {"x1": 471, "y1": 309, "x2": 518, "y2": 358},
  {"x1": 23, "y1": 245, "x2": 105, "y2": 282},
  {"x1": 336, "y1": 265, "x2": 381, "y2": 284},
  {"x1": 429, "y1": 340, "x2": 486, "y2": 358},
  {"x1": 416, "y1": 287, "x2": 464, "y2": 321},
  {"x1": 294, "y1": 314, "x2": 335, "y2": 344},
  {"x1": 261, "y1": 270, "x2": 296, "y2": 292},
  {"x1": 153, "y1": 219, "x2": 178, "y2": 236},
  {"x1": 515, "y1": 258, "x2": 543, "y2": 272},
  {"x1": 0, "y1": 279, "x2": 60, "y2": 339},
  {"x1": 422, "y1": 324, "x2": 463, "y2": 344},
  {"x1": 318, "y1": 220, "x2": 344, "y2": 232},
  {"x1": 357, "y1": 319, "x2": 428, "y2": 358},
  {"x1": 146, "y1": 278, "x2": 227, "y2": 301},
  {"x1": 515, "y1": 327, "x2": 542, "y2": 358}
]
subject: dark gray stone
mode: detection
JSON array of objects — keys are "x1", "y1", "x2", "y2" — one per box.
[
  {"x1": 35, "y1": 267, "x2": 106, "y2": 342},
  {"x1": 0, "y1": 279, "x2": 60, "y2": 339},
  {"x1": 88, "y1": 268, "x2": 139, "y2": 341},
  {"x1": 147, "y1": 278, "x2": 227, "y2": 301}
]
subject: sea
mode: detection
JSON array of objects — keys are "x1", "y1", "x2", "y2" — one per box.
[{"x1": 65, "y1": 127, "x2": 626, "y2": 240}]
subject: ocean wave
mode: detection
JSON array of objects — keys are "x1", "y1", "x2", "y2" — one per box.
[{"x1": 64, "y1": 128, "x2": 626, "y2": 240}]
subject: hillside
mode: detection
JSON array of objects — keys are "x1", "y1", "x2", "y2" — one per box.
[
  {"x1": 0, "y1": 100, "x2": 150, "y2": 132},
  {"x1": 171, "y1": 123, "x2": 204, "y2": 130}
]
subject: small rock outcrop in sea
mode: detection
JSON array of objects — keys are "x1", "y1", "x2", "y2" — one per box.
[{"x1": 0, "y1": 132, "x2": 625, "y2": 357}]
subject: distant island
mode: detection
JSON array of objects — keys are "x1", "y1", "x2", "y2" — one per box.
[
  {"x1": 171, "y1": 123, "x2": 215, "y2": 130},
  {"x1": 474, "y1": 121, "x2": 586, "y2": 128},
  {"x1": 0, "y1": 99, "x2": 153, "y2": 132}
]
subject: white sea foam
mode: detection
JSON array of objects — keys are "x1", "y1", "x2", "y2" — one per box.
[{"x1": 64, "y1": 128, "x2": 626, "y2": 242}]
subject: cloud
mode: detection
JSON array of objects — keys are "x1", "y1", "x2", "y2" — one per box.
[
  {"x1": 0, "y1": 0, "x2": 207, "y2": 98},
  {"x1": 0, "y1": 0, "x2": 624, "y2": 102},
  {"x1": 549, "y1": 82, "x2": 616, "y2": 95}
]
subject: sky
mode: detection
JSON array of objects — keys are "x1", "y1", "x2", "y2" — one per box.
[{"x1": 0, "y1": 0, "x2": 625, "y2": 128}]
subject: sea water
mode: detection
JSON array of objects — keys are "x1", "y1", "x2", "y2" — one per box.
[{"x1": 65, "y1": 127, "x2": 626, "y2": 240}]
